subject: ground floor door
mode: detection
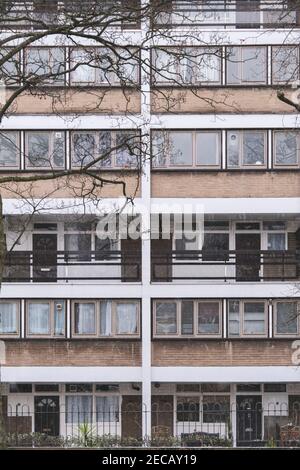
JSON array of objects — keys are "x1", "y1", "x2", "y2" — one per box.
[
  {"x1": 34, "y1": 396, "x2": 60, "y2": 436},
  {"x1": 121, "y1": 395, "x2": 142, "y2": 441},
  {"x1": 236, "y1": 395, "x2": 262, "y2": 446},
  {"x1": 33, "y1": 233, "x2": 57, "y2": 281}
]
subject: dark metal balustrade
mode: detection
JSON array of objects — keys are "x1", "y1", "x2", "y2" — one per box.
[
  {"x1": 151, "y1": 249, "x2": 300, "y2": 282},
  {"x1": 3, "y1": 250, "x2": 141, "y2": 282}
]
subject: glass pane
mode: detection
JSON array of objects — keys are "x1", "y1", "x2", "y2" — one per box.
[
  {"x1": 52, "y1": 132, "x2": 65, "y2": 168},
  {"x1": 155, "y1": 302, "x2": 177, "y2": 334},
  {"x1": 72, "y1": 133, "x2": 96, "y2": 167},
  {"x1": 74, "y1": 303, "x2": 96, "y2": 334},
  {"x1": 27, "y1": 132, "x2": 50, "y2": 167},
  {"x1": 198, "y1": 302, "x2": 220, "y2": 334},
  {"x1": 275, "y1": 132, "x2": 298, "y2": 165},
  {"x1": 26, "y1": 48, "x2": 65, "y2": 84},
  {"x1": 152, "y1": 131, "x2": 166, "y2": 167},
  {"x1": 181, "y1": 301, "x2": 194, "y2": 335},
  {"x1": 194, "y1": 49, "x2": 221, "y2": 83},
  {"x1": 272, "y1": 46, "x2": 299, "y2": 83},
  {"x1": 243, "y1": 132, "x2": 265, "y2": 165},
  {"x1": 196, "y1": 132, "x2": 220, "y2": 165},
  {"x1": 28, "y1": 302, "x2": 50, "y2": 335},
  {"x1": 226, "y1": 47, "x2": 239, "y2": 85},
  {"x1": 227, "y1": 132, "x2": 240, "y2": 167},
  {"x1": 177, "y1": 397, "x2": 200, "y2": 422},
  {"x1": 169, "y1": 133, "x2": 192, "y2": 166},
  {"x1": 0, "y1": 302, "x2": 18, "y2": 334},
  {"x1": 242, "y1": 47, "x2": 266, "y2": 83},
  {"x1": 244, "y1": 302, "x2": 265, "y2": 335},
  {"x1": 152, "y1": 49, "x2": 178, "y2": 84},
  {"x1": 98, "y1": 131, "x2": 112, "y2": 167},
  {"x1": 66, "y1": 396, "x2": 92, "y2": 423},
  {"x1": 96, "y1": 396, "x2": 119, "y2": 422},
  {"x1": 202, "y1": 233, "x2": 229, "y2": 261},
  {"x1": 276, "y1": 302, "x2": 298, "y2": 334},
  {"x1": 64, "y1": 234, "x2": 91, "y2": 261},
  {"x1": 54, "y1": 301, "x2": 65, "y2": 336},
  {"x1": 116, "y1": 132, "x2": 139, "y2": 168},
  {"x1": 228, "y1": 300, "x2": 240, "y2": 337},
  {"x1": 100, "y1": 301, "x2": 112, "y2": 336},
  {"x1": 0, "y1": 132, "x2": 19, "y2": 167},
  {"x1": 267, "y1": 233, "x2": 285, "y2": 251},
  {"x1": 116, "y1": 302, "x2": 138, "y2": 334},
  {"x1": 71, "y1": 49, "x2": 96, "y2": 84}
]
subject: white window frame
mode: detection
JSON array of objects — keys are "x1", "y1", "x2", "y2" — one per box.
[
  {"x1": 0, "y1": 300, "x2": 20, "y2": 338},
  {"x1": 274, "y1": 300, "x2": 300, "y2": 337},
  {"x1": 226, "y1": 130, "x2": 267, "y2": 169},
  {"x1": 26, "y1": 299, "x2": 65, "y2": 338},
  {"x1": 227, "y1": 299, "x2": 268, "y2": 338},
  {"x1": 0, "y1": 131, "x2": 21, "y2": 169},
  {"x1": 25, "y1": 130, "x2": 66, "y2": 170},
  {"x1": 226, "y1": 46, "x2": 267, "y2": 85},
  {"x1": 273, "y1": 130, "x2": 300, "y2": 168}
]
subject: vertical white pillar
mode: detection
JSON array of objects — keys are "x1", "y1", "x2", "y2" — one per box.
[{"x1": 140, "y1": 0, "x2": 152, "y2": 441}]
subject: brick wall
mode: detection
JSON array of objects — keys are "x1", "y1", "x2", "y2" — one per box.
[
  {"x1": 152, "y1": 172, "x2": 300, "y2": 198},
  {"x1": 4, "y1": 340, "x2": 142, "y2": 366},
  {"x1": 152, "y1": 340, "x2": 296, "y2": 366},
  {"x1": 151, "y1": 88, "x2": 296, "y2": 114}
]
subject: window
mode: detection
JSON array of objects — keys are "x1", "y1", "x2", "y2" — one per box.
[
  {"x1": 152, "y1": 130, "x2": 221, "y2": 169},
  {"x1": 152, "y1": 47, "x2": 221, "y2": 86},
  {"x1": 236, "y1": 383, "x2": 261, "y2": 392},
  {"x1": 176, "y1": 384, "x2": 200, "y2": 393},
  {"x1": 64, "y1": 222, "x2": 92, "y2": 262},
  {"x1": 0, "y1": 132, "x2": 20, "y2": 168},
  {"x1": 226, "y1": 46, "x2": 267, "y2": 84},
  {"x1": 25, "y1": 131, "x2": 65, "y2": 169},
  {"x1": 275, "y1": 301, "x2": 299, "y2": 336},
  {"x1": 100, "y1": 300, "x2": 139, "y2": 336},
  {"x1": 202, "y1": 383, "x2": 231, "y2": 393},
  {"x1": 227, "y1": 131, "x2": 266, "y2": 168},
  {"x1": 228, "y1": 300, "x2": 267, "y2": 337},
  {"x1": 35, "y1": 384, "x2": 59, "y2": 392},
  {"x1": 71, "y1": 131, "x2": 140, "y2": 169},
  {"x1": 267, "y1": 233, "x2": 286, "y2": 251},
  {"x1": 264, "y1": 384, "x2": 287, "y2": 393},
  {"x1": 154, "y1": 300, "x2": 222, "y2": 338},
  {"x1": 96, "y1": 384, "x2": 120, "y2": 392},
  {"x1": 198, "y1": 302, "x2": 221, "y2": 335},
  {"x1": 66, "y1": 384, "x2": 93, "y2": 393},
  {"x1": 26, "y1": 300, "x2": 65, "y2": 337},
  {"x1": 73, "y1": 302, "x2": 96, "y2": 336},
  {"x1": 272, "y1": 46, "x2": 299, "y2": 84},
  {"x1": 177, "y1": 397, "x2": 200, "y2": 422},
  {"x1": 202, "y1": 233, "x2": 229, "y2": 261},
  {"x1": 9, "y1": 383, "x2": 32, "y2": 393},
  {"x1": 0, "y1": 48, "x2": 20, "y2": 85},
  {"x1": 96, "y1": 396, "x2": 119, "y2": 422},
  {"x1": 70, "y1": 47, "x2": 139, "y2": 86},
  {"x1": 66, "y1": 395, "x2": 92, "y2": 423},
  {"x1": 274, "y1": 131, "x2": 300, "y2": 166},
  {"x1": 0, "y1": 301, "x2": 19, "y2": 336},
  {"x1": 202, "y1": 396, "x2": 230, "y2": 423},
  {"x1": 155, "y1": 301, "x2": 177, "y2": 335},
  {"x1": 26, "y1": 48, "x2": 65, "y2": 85}
]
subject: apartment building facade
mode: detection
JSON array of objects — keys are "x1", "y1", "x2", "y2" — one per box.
[{"x1": 0, "y1": 0, "x2": 300, "y2": 447}]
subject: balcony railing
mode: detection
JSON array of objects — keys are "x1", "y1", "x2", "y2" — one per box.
[
  {"x1": 3, "y1": 250, "x2": 141, "y2": 283},
  {"x1": 151, "y1": 249, "x2": 300, "y2": 282},
  {"x1": 0, "y1": 1, "x2": 141, "y2": 30},
  {"x1": 152, "y1": 1, "x2": 300, "y2": 29}
]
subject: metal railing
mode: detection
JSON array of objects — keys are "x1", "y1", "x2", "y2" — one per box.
[
  {"x1": 3, "y1": 401, "x2": 300, "y2": 448},
  {"x1": 151, "y1": 249, "x2": 300, "y2": 282},
  {"x1": 152, "y1": 1, "x2": 300, "y2": 29},
  {"x1": 3, "y1": 250, "x2": 141, "y2": 282}
]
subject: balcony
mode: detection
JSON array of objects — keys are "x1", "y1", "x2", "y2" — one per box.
[
  {"x1": 151, "y1": 249, "x2": 300, "y2": 282},
  {"x1": 152, "y1": 1, "x2": 300, "y2": 29},
  {"x1": 3, "y1": 250, "x2": 141, "y2": 283}
]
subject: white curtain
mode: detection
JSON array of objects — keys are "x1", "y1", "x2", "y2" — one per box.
[
  {"x1": 96, "y1": 396, "x2": 119, "y2": 422},
  {"x1": 66, "y1": 396, "x2": 92, "y2": 423},
  {"x1": 0, "y1": 302, "x2": 17, "y2": 333},
  {"x1": 116, "y1": 303, "x2": 137, "y2": 334},
  {"x1": 71, "y1": 49, "x2": 96, "y2": 83},
  {"x1": 100, "y1": 301, "x2": 112, "y2": 336},
  {"x1": 75, "y1": 303, "x2": 95, "y2": 334},
  {"x1": 28, "y1": 303, "x2": 50, "y2": 335}
]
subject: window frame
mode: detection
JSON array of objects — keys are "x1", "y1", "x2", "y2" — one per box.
[
  {"x1": 271, "y1": 45, "x2": 300, "y2": 85},
  {"x1": 24, "y1": 130, "x2": 66, "y2": 170},
  {"x1": 151, "y1": 130, "x2": 222, "y2": 170},
  {"x1": 153, "y1": 299, "x2": 222, "y2": 339},
  {"x1": 273, "y1": 130, "x2": 300, "y2": 168},
  {"x1": 25, "y1": 46, "x2": 66, "y2": 86},
  {"x1": 0, "y1": 130, "x2": 21, "y2": 170},
  {"x1": 152, "y1": 46, "x2": 222, "y2": 87},
  {"x1": 69, "y1": 46, "x2": 140, "y2": 87},
  {"x1": 226, "y1": 46, "x2": 267, "y2": 86},
  {"x1": 274, "y1": 300, "x2": 300, "y2": 338},
  {"x1": 226, "y1": 130, "x2": 268, "y2": 169},
  {"x1": 25, "y1": 299, "x2": 66, "y2": 338},
  {"x1": 227, "y1": 299, "x2": 268, "y2": 338},
  {"x1": 70, "y1": 130, "x2": 141, "y2": 170},
  {"x1": 0, "y1": 300, "x2": 20, "y2": 338},
  {"x1": 72, "y1": 299, "x2": 141, "y2": 339}
]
